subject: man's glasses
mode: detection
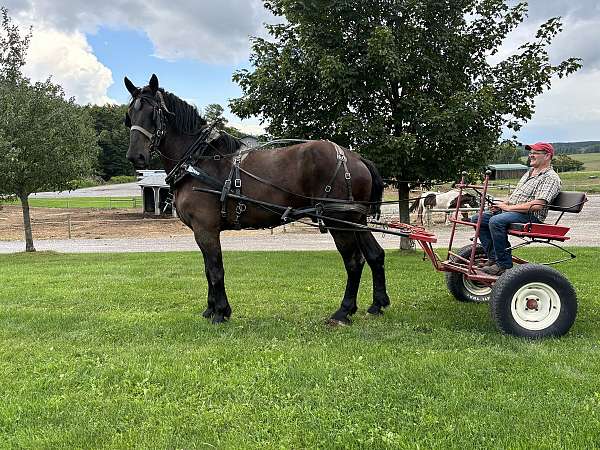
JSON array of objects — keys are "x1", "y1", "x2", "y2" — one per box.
[{"x1": 529, "y1": 151, "x2": 547, "y2": 156}]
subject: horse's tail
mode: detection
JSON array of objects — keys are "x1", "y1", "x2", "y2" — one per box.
[
  {"x1": 360, "y1": 156, "x2": 384, "y2": 219},
  {"x1": 409, "y1": 197, "x2": 420, "y2": 213}
]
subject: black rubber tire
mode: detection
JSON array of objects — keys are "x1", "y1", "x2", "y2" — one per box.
[
  {"x1": 489, "y1": 264, "x2": 577, "y2": 339},
  {"x1": 445, "y1": 244, "x2": 492, "y2": 303}
]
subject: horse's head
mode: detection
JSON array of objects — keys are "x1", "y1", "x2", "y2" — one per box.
[
  {"x1": 461, "y1": 193, "x2": 480, "y2": 208},
  {"x1": 124, "y1": 74, "x2": 168, "y2": 168}
]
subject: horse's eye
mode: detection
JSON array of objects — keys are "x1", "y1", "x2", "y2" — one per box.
[{"x1": 134, "y1": 98, "x2": 142, "y2": 111}]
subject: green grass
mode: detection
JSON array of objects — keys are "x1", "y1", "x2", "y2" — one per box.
[
  {"x1": 0, "y1": 196, "x2": 142, "y2": 209},
  {"x1": 570, "y1": 152, "x2": 600, "y2": 171},
  {"x1": 1, "y1": 249, "x2": 600, "y2": 448}
]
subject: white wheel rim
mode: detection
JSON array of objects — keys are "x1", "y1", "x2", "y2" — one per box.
[
  {"x1": 463, "y1": 277, "x2": 492, "y2": 297},
  {"x1": 511, "y1": 282, "x2": 561, "y2": 330}
]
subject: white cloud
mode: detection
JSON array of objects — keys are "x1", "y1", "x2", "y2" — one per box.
[
  {"x1": 493, "y1": 2, "x2": 600, "y2": 141},
  {"x1": 519, "y1": 69, "x2": 600, "y2": 141},
  {"x1": 227, "y1": 118, "x2": 266, "y2": 137},
  {"x1": 8, "y1": 0, "x2": 276, "y2": 65},
  {"x1": 22, "y1": 25, "x2": 116, "y2": 105}
]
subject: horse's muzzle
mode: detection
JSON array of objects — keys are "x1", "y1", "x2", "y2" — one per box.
[{"x1": 128, "y1": 153, "x2": 147, "y2": 169}]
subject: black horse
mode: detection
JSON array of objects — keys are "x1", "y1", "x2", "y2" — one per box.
[{"x1": 124, "y1": 74, "x2": 390, "y2": 325}]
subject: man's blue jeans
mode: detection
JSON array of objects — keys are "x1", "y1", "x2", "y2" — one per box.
[{"x1": 471, "y1": 211, "x2": 540, "y2": 269}]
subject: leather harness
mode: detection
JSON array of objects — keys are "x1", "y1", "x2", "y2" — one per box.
[{"x1": 126, "y1": 91, "x2": 364, "y2": 229}]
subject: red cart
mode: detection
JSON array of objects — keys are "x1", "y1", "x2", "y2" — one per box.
[{"x1": 388, "y1": 172, "x2": 588, "y2": 339}]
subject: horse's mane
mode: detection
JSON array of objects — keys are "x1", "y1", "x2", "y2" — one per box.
[
  {"x1": 160, "y1": 89, "x2": 243, "y2": 155},
  {"x1": 160, "y1": 89, "x2": 206, "y2": 134}
]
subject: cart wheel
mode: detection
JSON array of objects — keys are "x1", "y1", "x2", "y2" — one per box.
[
  {"x1": 489, "y1": 264, "x2": 577, "y2": 338},
  {"x1": 445, "y1": 244, "x2": 491, "y2": 303}
]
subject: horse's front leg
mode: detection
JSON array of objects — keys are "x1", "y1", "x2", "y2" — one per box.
[
  {"x1": 202, "y1": 266, "x2": 216, "y2": 318},
  {"x1": 194, "y1": 229, "x2": 232, "y2": 324}
]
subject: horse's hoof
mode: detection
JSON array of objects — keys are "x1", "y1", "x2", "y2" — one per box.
[
  {"x1": 326, "y1": 317, "x2": 351, "y2": 327},
  {"x1": 377, "y1": 295, "x2": 391, "y2": 309},
  {"x1": 202, "y1": 308, "x2": 215, "y2": 319},
  {"x1": 366, "y1": 305, "x2": 384, "y2": 316},
  {"x1": 211, "y1": 314, "x2": 229, "y2": 324}
]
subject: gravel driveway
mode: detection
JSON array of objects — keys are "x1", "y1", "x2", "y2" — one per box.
[{"x1": 32, "y1": 182, "x2": 141, "y2": 198}]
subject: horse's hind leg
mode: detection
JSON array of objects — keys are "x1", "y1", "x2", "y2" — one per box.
[
  {"x1": 194, "y1": 229, "x2": 232, "y2": 324},
  {"x1": 328, "y1": 230, "x2": 365, "y2": 325},
  {"x1": 356, "y1": 231, "x2": 390, "y2": 315}
]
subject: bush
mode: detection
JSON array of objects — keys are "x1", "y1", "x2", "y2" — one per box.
[
  {"x1": 553, "y1": 154, "x2": 585, "y2": 172},
  {"x1": 107, "y1": 175, "x2": 137, "y2": 184},
  {"x1": 67, "y1": 176, "x2": 105, "y2": 189}
]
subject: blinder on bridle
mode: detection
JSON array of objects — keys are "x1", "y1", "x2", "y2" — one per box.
[{"x1": 124, "y1": 90, "x2": 172, "y2": 154}]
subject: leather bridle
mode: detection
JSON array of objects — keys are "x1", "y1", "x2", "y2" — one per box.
[{"x1": 125, "y1": 90, "x2": 174, "y2": 159}]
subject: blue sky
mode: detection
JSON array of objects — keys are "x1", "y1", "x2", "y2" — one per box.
[
  {"x1": 6, "y1": 0, "x2": 600, "y2": 141},
  {"x1": 86, "y1": 27, "x2": 249, "y2": 108}
]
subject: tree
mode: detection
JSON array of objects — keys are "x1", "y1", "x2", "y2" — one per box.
[
  {"x1": 231, "y1": 0, "x2": 581, "y2": 247},
  {"x1": 0, "y1": 8, "x2": 99, "y2": 252},
  {"x1": 86, "y1": 104, "x2": 133, "y2": 180},
  {"x1": 492, "y1": 141, "x2": 523, "y2": 164},
  {"x1": 552, "y1": 154, "x2": 584, "y2": 173},
  {"x1": 204, "y1": 103, "x2": 228, "y2": 126}
]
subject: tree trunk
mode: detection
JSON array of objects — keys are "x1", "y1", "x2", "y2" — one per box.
[
  {"x1": 19, "y1": 194, "x2": 36, "y2": 252},
  {"x1": 397, "y1": 181, "x2": 413, "y2": 250}
]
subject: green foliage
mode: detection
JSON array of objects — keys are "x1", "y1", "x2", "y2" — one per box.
[
  {"x1": 1, "y1": 249, "x2": 600, "y2": 447},
  {"x1": 85, "y1": 104, "x2": 133, "y2": 180},
  {"x1": 0, "y1": 6, "x2": 30, "y2": 82},
  {"x1": 231, "y1": 0, "x2": 581, "y2": 185},
  {"x1": 107, "y1": 175, "x2": 137, "y2": 184},
  {"x1": 492, "y1": 141, "x2": 523, "y2": 164},
  {"x1": 0, "y1": 80, "x2": 99, "y2": 198},
  {"x1": 204, "y1": 103, "x2": 228, "y2": 126},
  {"x1": 553, "y1": 153, "x2": 585, "y2": 172}
]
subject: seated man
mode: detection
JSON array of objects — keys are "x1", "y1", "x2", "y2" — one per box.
[{"x1": 474, "y1": 142, "x2": 561, "y2": 275}]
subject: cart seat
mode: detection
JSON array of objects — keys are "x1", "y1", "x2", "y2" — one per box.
[{"x1": 507, "y1": 191, "x2": 587, "y2": 241}]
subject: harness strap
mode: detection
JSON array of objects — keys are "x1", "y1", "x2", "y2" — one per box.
[
  {"x1": 185, "y1": 165, "x2": 223, "y2": 190},
  {"x1": 323, "y1": 144, "x2": 353, "y2": 201},
  {"x1": 130, "y1": 125, "x2": 153, "y2": 140}
]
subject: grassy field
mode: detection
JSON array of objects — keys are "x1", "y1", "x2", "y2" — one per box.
[
  {"x1": 0, "y1": 196, "x2": 142, "y2": 209},
  {"x1": 571, "y1": 152, "x2": 600, "y2": 171},
  {"x1": 2, "y1": 249, "x2": 600, "y2": 448}
]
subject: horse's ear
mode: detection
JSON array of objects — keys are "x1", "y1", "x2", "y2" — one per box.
[
  {"x1": 149, "y1": 74, "x2": 159, "y2": 93},
  {"x1": 124, "y1": 77, "x2": 138, "y2": 96}
]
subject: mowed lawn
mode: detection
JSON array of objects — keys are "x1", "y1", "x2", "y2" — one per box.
[
  {"x1": 0, "y1": 196, "x2": 142, "y2": 209},
  {"x1": 2, "y1": 249, "x2": 600, "y2": 448}
]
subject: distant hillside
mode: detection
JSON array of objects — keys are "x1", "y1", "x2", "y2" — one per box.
[
  {"x1": 519, "y1": 141, "x2": 600, "y2": 155},
  {"x1": 552, "y1": 142, "x2": 600, "y2": 154}
]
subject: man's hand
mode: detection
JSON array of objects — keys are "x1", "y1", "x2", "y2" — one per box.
[{"x1": 491, "y1": 200, "x2": 509, "y2": 212}]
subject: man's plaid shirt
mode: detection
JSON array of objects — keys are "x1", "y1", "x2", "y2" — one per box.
[{"x1": 508, "y1": 167, "x2": 561, "y2": 222}]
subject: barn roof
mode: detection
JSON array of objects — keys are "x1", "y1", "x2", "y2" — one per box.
[
  {"x1": 487, "y1": 164, "x2": 529, "y2": 170},
  {"x1": 138, "y1": 173, "x2": 168, "y2": 187}
]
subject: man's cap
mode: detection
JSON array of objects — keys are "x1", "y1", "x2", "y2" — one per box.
[{"x1": 525, "y1": 142, "x2": 554, "y2": 156}]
